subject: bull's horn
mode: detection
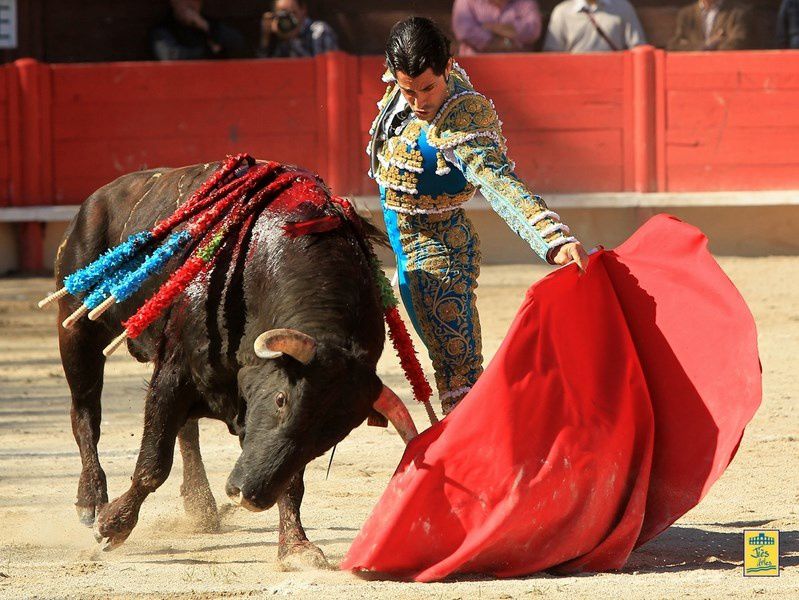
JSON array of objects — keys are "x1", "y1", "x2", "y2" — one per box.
[
  {"x1": 373, "y1": 385, "x2": 418, "y2": 445},
  {"x1": 254, "y1": 328, "x2": 317, "y2": 364}
]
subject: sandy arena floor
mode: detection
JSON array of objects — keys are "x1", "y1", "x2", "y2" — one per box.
[{"x1": 0, "y1": 259, "x2": 796, "y2": 599}]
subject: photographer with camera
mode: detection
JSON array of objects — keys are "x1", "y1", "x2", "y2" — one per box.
[{"x1": 258, "y1": 0, "x2": 339, "y2": 58}]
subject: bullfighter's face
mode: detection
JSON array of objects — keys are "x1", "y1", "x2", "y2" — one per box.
[
  {"x1": 395, "y1": 58, "x2": 454, "y2": 122},
  {"x1": 225, "y1": 332, "x2": 382, "y2": 511}
]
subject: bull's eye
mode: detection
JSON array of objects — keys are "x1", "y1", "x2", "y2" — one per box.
[{"x1": 275, "y1": 392, "x2": 287, "y2": 409}]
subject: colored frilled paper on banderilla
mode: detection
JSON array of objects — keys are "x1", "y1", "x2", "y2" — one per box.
[{"x1": 341, "y1": 214, "x2": 761, "y2": 582}]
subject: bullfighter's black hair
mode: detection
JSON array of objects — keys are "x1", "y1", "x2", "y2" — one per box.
[{"x1": 385, "y1": 16, "x2": 452, "y2": 78}]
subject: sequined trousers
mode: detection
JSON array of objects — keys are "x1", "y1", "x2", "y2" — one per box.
[{"x1": 382, "y1": 203, "x2": 484, "y2": 414}]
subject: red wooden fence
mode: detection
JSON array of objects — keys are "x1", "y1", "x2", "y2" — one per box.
[
  {"x1": 464, "y1": 53, "x2": 633, "y2": 193},
  {"x1": 3, "y1": 48, "x2": 799, "y2": 270},
  {"x1": 663, "y1": 51, "x2": 799, "y2": 191},
  {"x1": 50, "y1": 59, "x2": 325, "y2": 204}
]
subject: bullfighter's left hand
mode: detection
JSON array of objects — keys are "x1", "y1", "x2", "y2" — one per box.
[{"x1": 550, "y1": 242, "x2": 589, "y2": 272}]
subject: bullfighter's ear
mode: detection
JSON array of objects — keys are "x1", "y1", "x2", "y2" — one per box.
[{"x1": 254, "y1": 329, "x2": 317, "y2": 365}]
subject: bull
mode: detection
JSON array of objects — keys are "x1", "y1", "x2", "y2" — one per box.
[{"x1": 52, "y1": 161, "x2": 417, "y2": 567}]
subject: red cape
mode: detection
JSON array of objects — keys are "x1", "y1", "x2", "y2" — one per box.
[{"x1": 341, "y1": 215, "x2": 761, "y2": 581}]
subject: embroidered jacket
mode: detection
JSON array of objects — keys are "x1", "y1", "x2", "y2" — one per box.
[{"x1": 367, "y1": 64, "x2": 576, "y2": 262}]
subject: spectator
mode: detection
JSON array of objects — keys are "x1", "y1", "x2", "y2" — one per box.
[
  {"x1": 667, "y1": 0, "x2": 756, "y2": 51},
  {"x1": 543, "y1": 0, "x2": 647, "y2": 52},
  {"x1": 151, "y1": 0, "x2": 246, "y2": 60},
  {"x1": 258, "y1": 0, "x2": 338, "y2": 58},
  {"x1": 452, "y1": 0, "x2": 543, "y2": 55},
  {"x1": 777, "y1": 0, "x2": 799, "y2": 48}
]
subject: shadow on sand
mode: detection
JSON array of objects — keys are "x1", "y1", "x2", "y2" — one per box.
[{"x1": 624, "y1": 524, "x2": 798, "y2": 573}]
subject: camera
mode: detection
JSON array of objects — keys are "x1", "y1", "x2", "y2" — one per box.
[{"x1": 275, "y1": 10, "x2": 299, "y2": 34}]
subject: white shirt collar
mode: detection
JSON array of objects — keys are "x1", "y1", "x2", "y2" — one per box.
[{"x1": 574, "y1": 0, "x2": 606, "y2": 13}]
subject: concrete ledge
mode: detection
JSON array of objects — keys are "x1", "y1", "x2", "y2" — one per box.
[
  {"x1": 3, "y1": 190, "x2": 799, "y2": 224},
  {"x1": 355, "y1": 190, "x2": 799, "y2": 212},
  {"x1": 2, "y1": 191, "x2": 798, "y2": 273},
  {"x1": 0, "y1": 205, "x2": 80, "y2": 222}
]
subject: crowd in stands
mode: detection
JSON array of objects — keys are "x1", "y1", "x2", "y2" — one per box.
[
  {"x1": 152, "y1": 0, "x2": 338, "y2": 60},
  {"x1": 150, "y1": 0, "x2": 799, "y2": 61},
  {"x1": 668, "y1": 0, "x2": 758, "y2": 50},
  {"x1": 257, "y1": 0, "x2": 338, "y2": 58}
]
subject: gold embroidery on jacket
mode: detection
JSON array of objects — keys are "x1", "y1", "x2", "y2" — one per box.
[{"x1": 383, "y1": 187, "x2": 475, "y2": 214}]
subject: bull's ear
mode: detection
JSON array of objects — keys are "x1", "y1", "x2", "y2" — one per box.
[{"x1": 254, "y1": 329, "x2": 317, "y2": 365}]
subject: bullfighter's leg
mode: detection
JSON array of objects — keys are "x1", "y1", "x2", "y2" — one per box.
[
  {"x1": 177, "y1": 418, "x2": 220, "y2": 532},
  {"x1": 95, "y1": 361, "x2": 194, "y2": 550},
  {"x1": 385, "y1": 208, "x2": 484, "y2": 415},
  {"x1": 58, "y1": 301, "x2": 112, "y2": 527},
  {"x1": 277, "y1": 468, "x2": 329, "y2": 570}
]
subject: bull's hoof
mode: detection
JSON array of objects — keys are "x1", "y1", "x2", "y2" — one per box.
[
  {"x1": 76, "y1": 468, "x2": 108, "y2": 528},
  {"x1": 93, "y1": 491, "x2": 142, "y2": 551},
  {"x1": 95, "y1": 530, "x2": 133, "y2": 552},
  {"x1": 76, "y1": 505, "x2": 97, "y2": 528},
  {"x1": 278, "y1": 542, "x2": 331, "y2": 571}
]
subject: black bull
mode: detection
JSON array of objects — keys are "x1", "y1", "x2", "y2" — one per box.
[{"x1": 54, "y1": 161, "x2": 417, "y2": 565}]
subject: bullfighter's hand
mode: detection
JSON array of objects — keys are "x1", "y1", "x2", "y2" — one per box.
[{"x1": 550, "y1": 242, "x2": 589, "y2": 272}]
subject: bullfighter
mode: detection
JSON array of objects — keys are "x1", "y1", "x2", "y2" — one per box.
[{"x1": 368, "y1": 16, "x2": 588, "y2": 413}]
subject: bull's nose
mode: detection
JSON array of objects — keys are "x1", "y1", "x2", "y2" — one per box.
[
  {"x1": 240, "y1": 495, "x2": 268, "y2": 512},
  {"x1": 225, "y1": 481, "x2": 242, "y2": 504},
  {"x1": 227, "y1": 475, "x2": 276, "y2": 511}
]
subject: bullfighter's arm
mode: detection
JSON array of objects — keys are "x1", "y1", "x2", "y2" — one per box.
[
  {"x1": 428, "y1": 93, "x2": 577, "y2": 263},
  {"x1": 452, "y1": 140, "x2": 577, "y2": 263}
]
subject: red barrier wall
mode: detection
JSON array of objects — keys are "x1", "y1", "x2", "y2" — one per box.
[
  {"x1": 463, "y1": 53, "x2": 632, "y2": 193},
  {"x1": 2, "y1": 48, "x2": 798, "y2": 207},
  {"x1": 49, "y1": 59, "x2": 327, "y2": 205},
  {"x1": 663, "y1": 51, "x2": 799, "y2": 192}
]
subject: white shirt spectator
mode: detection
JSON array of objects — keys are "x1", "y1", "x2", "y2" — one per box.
[
  {"x1": 702, "y1": 2, "x2": 721, "y2": 40},
  {"x1": 543, "y1": 0, "x2": 647, "y2": 52}
]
